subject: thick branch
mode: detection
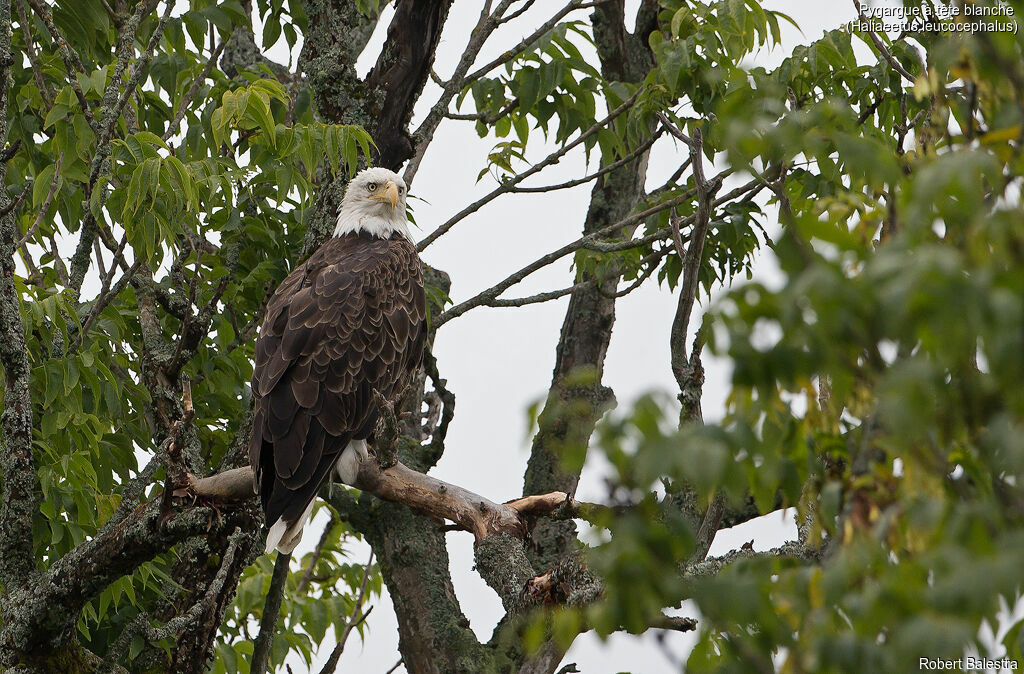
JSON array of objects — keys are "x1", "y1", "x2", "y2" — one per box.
[
  {"x1": 0, "y1": 492, "x2": 254, "y2": 661},
  {"x1": 188, "y1": 461, "x2": 586, "y2": 544}
]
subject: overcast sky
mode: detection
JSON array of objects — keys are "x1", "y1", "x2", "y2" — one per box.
[{"x1": 272, "y1": 1, "x2": 857, "y2": 672}]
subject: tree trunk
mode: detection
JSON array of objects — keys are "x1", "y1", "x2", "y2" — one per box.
[{"x1": 522, "y1": 0, "x2": 656, "y2": 572}]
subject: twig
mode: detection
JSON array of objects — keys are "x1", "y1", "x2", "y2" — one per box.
[
  {"x1": 0, "y1": 137, "x2": 21, "y2": 166},
  {"x1": 163, "y1": 39, "x2": 227, "y2": 142},
  {"x1": 69, "y1": 2, "x2": 172, "y2": 295},
  {"x1": 75, "y1": 228, "x2": 132, "y2": 338},
  {"x1": 17, "y1": 241, "x2": 41, "y2": 283},
  {"x1": 653, "y1": 615, "x2": 698, "y2": 632},
  {"x1": 0, "y1": 181, "x2": 30, "y2": 220},
  {"x1": 296, "y1": 514, "x2": 336, "y2": 594},
  {"x1": 599, "y1": 248, "x2": 671, "y2": 299},
  {"x1": 384, "y1": 660, "x2": 403, "y2": 674},
  {"x1": 371, "y1": 389, "x2": 402, "y2": 469},
  {"x1": 460, "y1": 0, "x2": 594, "y2": 87},
  {"x1": 496, "y1": 0, "x2": 536, "y2": 25},
  {"x1": 251, "y1": 551, "x2": 291, "y2": 674},
  {"x1": 78, "y1": 256, "x2": 145, "y2": 344},
  {"x1": 850, "y1": 0, "x2": 915, "y2": 82},
  {"x1": 49, "y1": 233, "x2": 68, "y2": 285},
  {"x1": 16, "y1": 0, "x2": 55, "y2": 107},
  {"x1": 512, "y1": 129, "x2": 662, "y2": 193},
  {"x1": 317, "y1": 550, "x2": 376, "y2": 674},
  {"x1": 404, "y1": 0, "x2": 574, "y2": 186},
  {"x1": 445, "y1": 99, "x2": 518, "y2": 123},
  {"x1": 404, "y1": 0, "x2": 516, "y2": 185},
  {"x1": 432, "y1": 183, "x2": 707, "y2": 328},
  {"x1": 99, "y1": 453, "x2": 161, "y2": 535},
  {"x1": 475, "y1": 247, "x2": 665, "y2": 309},
  {"x1": 417, "y1": 88, "x2": 644, "y2": 250},
  {"x1": 647, "y1": 158, "x2": 694, "y2": 200},
  {"x1": 24, "y1": 0, "x2": 98, "y2": 131},
  {"x1": 91, "y1": 0, "x2": 174, "y2": 187},
  {"x1": 93, "y1": 238, "x2": 107, "y2": 280},
  {"x1": 227, "y1": 283, "x2": 275, "y2": 353},
  {"x1": 421, "y1": 350, "x2": 455, "y2": 466}
]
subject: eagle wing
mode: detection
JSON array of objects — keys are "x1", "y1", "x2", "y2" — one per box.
[{"x1": 249, "y1": 234, "x2": 425, "y2": 545}]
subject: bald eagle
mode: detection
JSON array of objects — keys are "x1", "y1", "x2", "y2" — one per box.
[{"x1": 249, "y1": 167, "x2": 426, "y2": 554}]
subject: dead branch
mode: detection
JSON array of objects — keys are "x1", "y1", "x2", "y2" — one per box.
[{"x1": 185, "y1": 461, "x2": 586, "y2": 544}]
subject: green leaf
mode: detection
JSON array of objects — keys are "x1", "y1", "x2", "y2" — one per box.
[
  {"x1": 517, "y1": 68, "x2": 541, "y2": 112},
  {"x1": 33, "y1": 165, "x2": 57, "y2": 208}
]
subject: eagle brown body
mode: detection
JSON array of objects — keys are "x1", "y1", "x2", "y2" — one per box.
[{"x1": 249, "y1": 228, "x2": 426, "y2": 553}]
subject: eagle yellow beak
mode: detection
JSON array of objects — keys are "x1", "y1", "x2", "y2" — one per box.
[{"x1": 369, "y1": 180, "x2": 400, "y2": 209}]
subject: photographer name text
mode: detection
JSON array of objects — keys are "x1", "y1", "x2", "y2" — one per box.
[{"x1": 920, "y1": 657, "x2": 1019, "y2": 671}]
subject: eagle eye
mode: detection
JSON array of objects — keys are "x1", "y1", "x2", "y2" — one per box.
[
  {"x1": 367, "y1": 182, "x2": 378, "y2": 191},
  {"x1": 398, "y1": 186, "x2": 405, "y2": 194}
]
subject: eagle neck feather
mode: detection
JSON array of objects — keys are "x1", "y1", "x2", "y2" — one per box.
[{"x1": 333, "y1": 201, "x2": 412, "y2": 241}]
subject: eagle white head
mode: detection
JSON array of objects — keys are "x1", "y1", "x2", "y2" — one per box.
[{"x1": 333, "y1": 167, "x2": 412, "y2": 241}]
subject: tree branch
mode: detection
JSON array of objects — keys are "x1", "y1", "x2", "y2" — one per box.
[
  {"x1": 251, "y1": 550, "x2": 291, "y2": 674},
  {"x1": 433, "y1": 186, "x2": 696, "y2": 328},
  {"x1": 16, "y1": 0, "x2": 53, "y2": 107},
  {"x1": 404, "y1": 0, "x2": 518, "y2": 185},
  {"x1": 417, "y1": 88, "x2": 644, "y2": 251},
  {"x1": 184, "y1": 461, "x2": 595, "y2": 545},
  {"x1": 24, "y1": 0, "x2": 98, "y2": 131},
  {"x1": 163, "y1": 39, "x2": 227, "y2": 143},
  {"x1": 511, "y1": 130, "x2": 662, "y2": 194},
  {"x1": 99, "y1": 527, "x2": 244, "y2": 674},
  {"x1": 317, "y1": 550, "x2": 375, "y2": 674},
  {"x1": 850, "y1": 0, "x2": 916, "y2": 83},
  {"x1": 0, "y1": 491, "x2": 254, "y2": 659}
]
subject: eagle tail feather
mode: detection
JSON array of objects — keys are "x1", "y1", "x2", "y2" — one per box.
[{"x1": 265, "y1": 497, "x2": 316, "y2": 554}]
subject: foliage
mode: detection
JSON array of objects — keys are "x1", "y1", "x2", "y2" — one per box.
[
  {"x1": 4, "y1": 0, "x2": 371, "y2": 667},
  {"x1": 213, "y1": 506, "x2": 380, "y2": 673},
  {"x1": 541, "y1": 1, "x2": 1024, "y2": 671}
]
